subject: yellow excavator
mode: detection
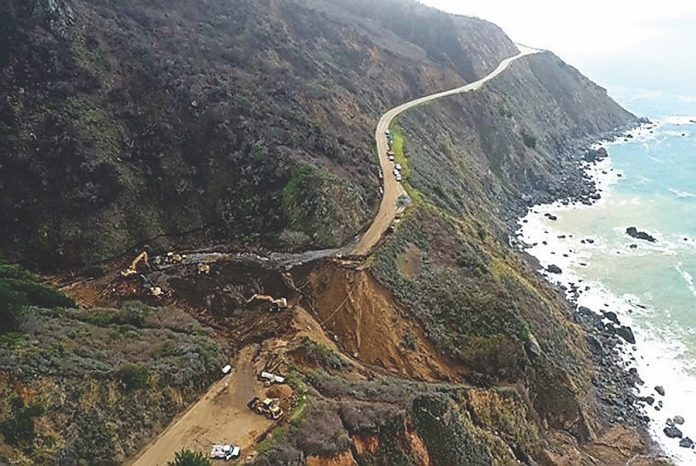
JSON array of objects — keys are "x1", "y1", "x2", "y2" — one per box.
[
  {"x1": 121, "y1": 251, "x2": 150, "y2": 277},
  {"x1": 245, "y1": 294, "x2": 289, "y2": 312},
  {"x1": 121, "y1": 251, "x2": 162, "y2": 297}
]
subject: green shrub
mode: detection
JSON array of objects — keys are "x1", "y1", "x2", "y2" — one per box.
[
  {"x1": 0, "y1": 396, "x2": 44, "y2": 451},
  {"x1": 521, "y1": 130, "x2": 537, "y2": 149},
  {"x1": 300, "y1": 337, "x2": 346, "y2": 371},
  {"x1": 0, "y1": 261, "x2": 75, "y2": 333},
  {"x1": 116, "y1": 364, "x2": 149, "y2": 390},
  {"x1": 168, "y1": 449, "x2": 211, "y2": 466}
]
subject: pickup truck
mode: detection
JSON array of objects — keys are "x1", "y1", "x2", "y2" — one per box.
[{"x1": 210, "y1": 444, "x2": 240, "y2": 461}]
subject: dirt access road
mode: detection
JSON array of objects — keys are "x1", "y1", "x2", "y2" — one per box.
[
  {"x1": 351, "y1": 44, "x2": 540, "y2": 256},
  {"x1": 130, "y1": 346, "x2": 272, "y2": 466}
]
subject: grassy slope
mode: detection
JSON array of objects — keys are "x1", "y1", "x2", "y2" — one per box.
[{"x1": 0, "y1": 261, "x2": 225, "y2": 465}]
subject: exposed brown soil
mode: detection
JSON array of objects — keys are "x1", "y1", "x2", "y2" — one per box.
[
  {"x1": 299, "y1": 261, "x2": 464, "y2": 381},
  {"x1": 307, "y1": 451, "x2": 358, "y2": 466}
]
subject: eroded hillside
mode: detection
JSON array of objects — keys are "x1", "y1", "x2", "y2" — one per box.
[{"x1": 0, "y1": 0, "x2": 671, "y2": 465}]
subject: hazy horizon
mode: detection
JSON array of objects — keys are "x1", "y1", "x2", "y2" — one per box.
[{"x1": 422, "y1": 0, "x2": 696, "y2": 115}]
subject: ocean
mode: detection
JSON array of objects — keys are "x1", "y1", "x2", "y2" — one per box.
[{"x1": 518, "y1": 90, "x2": 696, "y2": 463}]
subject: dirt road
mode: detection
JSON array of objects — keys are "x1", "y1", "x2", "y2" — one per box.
[
  {"x1": 130, "y1": 346, "x2": 272, "y2": 466},
  {"x1": 351, "y1": 44, "x2": 540, "y2": 256}
]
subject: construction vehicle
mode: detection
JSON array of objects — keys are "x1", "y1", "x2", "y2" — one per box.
[
  {"x1": 245, "y1": 294, "x2": 289, "y2": 312},
  {"x1": 247, "y1": 397, "x2": 283, "y2": 420},
  {"x1": 259, "y1": 371, "x2": 286, "y2": 386},
  {"x1": 140, "y1": 274, "x2": 162, "y2": 297},
  {"x1": 210, "y1": 444, "x2": 240, "y2": 461},
  {"x1": 121, "y1": 251, "x2": 150, "y2": 277}
]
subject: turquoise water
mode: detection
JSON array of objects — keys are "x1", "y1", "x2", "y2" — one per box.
[{"x1": 519, "y1": 91, "x2": 696, "y2": 463}]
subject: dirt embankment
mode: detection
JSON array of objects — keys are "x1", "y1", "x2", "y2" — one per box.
[{"x1": 298, "y1": 261, "x2": 464, "y2": 381}]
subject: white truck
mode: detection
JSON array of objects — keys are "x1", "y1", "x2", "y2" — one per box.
[
  {"x1": 210, "y1": 444, "x2": 240, "y2": 461},
  {"x1": 259, "y1": 371, "x2": 286, "y2": 386}
]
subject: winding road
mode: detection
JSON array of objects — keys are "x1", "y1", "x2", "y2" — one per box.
[
  {"x1": 129, "y1": 44, "x2": 541, "y2": 465},
  {"x1": 351, "y1": 44, "x2": 540, "y2": 256}
]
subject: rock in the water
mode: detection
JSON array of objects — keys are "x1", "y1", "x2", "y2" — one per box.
[
  {"x1": 616, "y1": 326, "x2": 636, "y2": 344},
  {"x1": 626, "y1": 227, "x2": 657, "y2": 243},
  {"x1": 679, "y1": 437, "x2": 693, "y2": 448},
  {"x1": 639, "y1": 396, "x2": 655, "y2": 406},
  {"x1": 664, "y1": 425, "x2": 683, "y2": 439},
  {"x1": 674, "y1": 415, "x2": 685, "y2": 425},
  {"x1": 655, "y1": 386, "x2": 666, "y2": 396},
  {"x1": 603, "y1": 311, "x2": 620, "y2": 325},
  {"x1": 547, "y1": 264, "x2": 562, "y2": 274}
]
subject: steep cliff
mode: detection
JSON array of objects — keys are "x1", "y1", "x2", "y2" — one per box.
[
  {"x1": 0, "y1": 0, "x2": 666, "y2": 465},
  {"x1": 1, "y1": 0, "x2": 515, "y2": 269}
]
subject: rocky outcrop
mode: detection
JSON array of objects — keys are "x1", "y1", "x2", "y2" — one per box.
[
  {"x1": 626, "y1": 227, "x2": 657, "y2": 243},
  {"x1": 32, "y1": 0, "x2": 73, "y2": 38}
]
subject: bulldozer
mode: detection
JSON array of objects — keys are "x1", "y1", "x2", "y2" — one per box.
[
  {"x1": 247, "y1": 397, "x2": 283, "y2": 420},
  {"x1": 245, "y1": 294, "x2": 289, "y2": 313},
  {"x1": 121, "y1": 251, "x2": 150, "y2": 278}
]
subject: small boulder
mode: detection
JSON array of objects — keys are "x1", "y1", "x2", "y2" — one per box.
[
  {"x1": 679, "y1": 437, "x2": 693, "y2": 448},
  {"x1": 655, "y1": 386, "x2": 666, "y2": 396},
  {"x1": 616, "y1": 326, "x2": 636, "y2": 344},
  {"x1": 547, "y1": 264, "x2": 562, "y2": 274},
  {"x1": 674, "y1": 415, "x2": 685, "y2": 425},
  {"x1": 664, "y1": 425, "x2": 683, "y2": 439},
  {"x1": 603, "y1": 311, "x2": 620, "y2": 325}
]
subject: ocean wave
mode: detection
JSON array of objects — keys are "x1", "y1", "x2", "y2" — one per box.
[
  {"x1": 669, "y1": 188, "x2": 696, "y2": 199},
  {"x1": 675, "y1": 262, "x2": 696, "y2": 300},
  {"x1": 660, "y1": 115, "x2": 696, "y2": 126},
  {"x1": 518, "y1": 209, "x2": 696, "y2": 463}
]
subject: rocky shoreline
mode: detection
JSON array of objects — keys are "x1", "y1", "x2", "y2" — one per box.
[{"x1": 512, "y1": 121, "x2": 675, "y2": 458}]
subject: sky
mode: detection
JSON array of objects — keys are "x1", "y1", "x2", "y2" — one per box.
[{"x1": 421, "y1": 0, "x2": 696, "y2": 113}]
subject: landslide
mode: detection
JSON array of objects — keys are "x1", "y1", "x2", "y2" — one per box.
[
  {"x1": 293, "y1": 261, "x2": 463, "y2": 381},
  {"x1": 0, "y1": 0, "x2": 516, "y2": 270}
]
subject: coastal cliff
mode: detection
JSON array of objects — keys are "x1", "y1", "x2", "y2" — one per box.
[{"x1": 0, "y1": 0, "x2": 670, "y2": 465}]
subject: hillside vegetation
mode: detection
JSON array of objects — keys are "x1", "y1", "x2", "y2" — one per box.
[
  {"x1": 1, "y1": 0, "x2": 515, "y2": 269},
  {"x1": 0, "y1": 273, "x2": 225, "y2": 465}
]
